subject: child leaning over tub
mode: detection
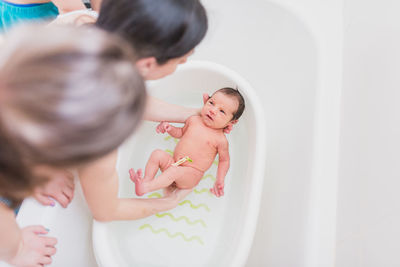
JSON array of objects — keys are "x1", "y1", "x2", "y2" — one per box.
[{"x1": 130, "y1": 87, "x2": 245, "y2": 198}]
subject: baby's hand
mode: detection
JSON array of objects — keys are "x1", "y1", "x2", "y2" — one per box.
[
  {"x1": 156, "y1": 122, "x2": 171, "y2": 134},
  {"x1": 33, "y1": 170, "x2": 74, "y2": 208},
  {"x1": 210, "y1": 180, "x2": 224, "y2": 197}
]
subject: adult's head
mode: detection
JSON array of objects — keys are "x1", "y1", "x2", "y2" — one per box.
[
  {"x1": 0, "y1": 24, "x2": 146, "y2": 205},
  {"x1": 96, "y1": 0, "x2": 208, "y2": 80}
]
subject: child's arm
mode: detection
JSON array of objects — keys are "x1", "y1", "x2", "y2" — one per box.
[
  {"x1": 0, "y1": 204, "x2": 57, "y2": 266},
  {"x1": 156, "y1": 122, "x2": 185, "y2": 139},
  {"x1": 51, "y1": 0, "x2": 86, "y2": 14},
  {"x1": 211, "y1": 138, "x2": 230, "y2": 197},
  {"x1": 79, "y1": 150, "x2": 191, "y2": 221}
]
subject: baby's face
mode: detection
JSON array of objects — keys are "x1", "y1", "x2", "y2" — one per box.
[{"x1": 201, "y1": 92, "x2": 239, "y2": 129}]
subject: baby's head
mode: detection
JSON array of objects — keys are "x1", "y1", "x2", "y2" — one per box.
[{"x1": 201, "y1": 87, "x2": 245, "y2": 129}]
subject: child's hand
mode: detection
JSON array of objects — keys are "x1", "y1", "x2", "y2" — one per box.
[
  {"x1": 9, "y1": 225, "x2": 57, "y2": 267},
  {"x1": 156, "y1": 122, "x2": 171, "y2": 134},
  {"x1": 210, "y1": 180, "x2": 225, "y2": 197},
  {"x1": 33, "y1": 170, "x2": 74, "y2": 208}
]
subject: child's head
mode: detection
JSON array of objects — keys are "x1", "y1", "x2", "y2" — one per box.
[
  {"x1": 96, "y1": 0, "x2": 208, "y2": 80},
  {"x1": 0, "y1": 25, "x2": 146, "y2": 205},
  {"x1": 201, "y1": 87, "x2": 245, "y2": 129}
]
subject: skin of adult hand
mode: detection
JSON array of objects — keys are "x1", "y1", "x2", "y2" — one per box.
[
  {"x1": 163, "y1": 185, "x2": 192, "y2": 205},
  {"x1": 202, "y1": 93, "x2": 233, "y2": 134},
  {"x1": 9, "y1": 226, "x2": 57, "y2": 267},
  {"x1": 33, "y1": 170, "x2": 74, "y2": 208}
]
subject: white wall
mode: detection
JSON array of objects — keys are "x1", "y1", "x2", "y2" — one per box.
[{"x1": 336, "y1": 0, "x2": 400, "y2": 266}]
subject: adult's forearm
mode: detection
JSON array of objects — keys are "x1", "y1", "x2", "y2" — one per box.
[
  {"x1": 144, "y1": 95, "x2": 199, "y2": 123},
  {"x1": 95, "y1": 197, "x2": 177, "y2": 222},
  {"x1": 0, "y1": 205, "x2": 21, "y2": 263}
]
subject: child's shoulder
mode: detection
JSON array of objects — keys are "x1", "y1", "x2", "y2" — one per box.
[{"x1": 186, "y1": 115, "x2": 201, "y2": 124}]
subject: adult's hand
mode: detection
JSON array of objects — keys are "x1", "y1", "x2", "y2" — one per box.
[
  {"x1": 163, "y1": 185, "x2": 192, "y2": 206},
  {"x1": 9, "y1": 225, "x2": 57, "y2": 267},
  {"x1": 33, "y1": 170, "x2": 74, "y2": 208}
]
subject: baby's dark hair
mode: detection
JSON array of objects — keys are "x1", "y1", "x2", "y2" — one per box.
[{"x1": 213, "y1": 87, "x2": 245, "y2": 120}]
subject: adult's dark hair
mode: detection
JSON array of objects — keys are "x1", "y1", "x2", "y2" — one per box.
[
  {"x1": 96, "y1": 0, "x2": 208, "y2": 64},
  {"x1": 0, "y1": 25, "x2": 146, "y2": 203},
  {"x1": 213, "y1": 87, "x2": 246, "y2": 120}
]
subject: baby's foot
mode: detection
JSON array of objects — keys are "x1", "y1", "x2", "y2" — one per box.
[{"x1": 129, "y1": 168, "x2": 145, "y2": 196}]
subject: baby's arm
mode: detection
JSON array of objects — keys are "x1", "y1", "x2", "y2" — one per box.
[
  {"x1": 156, "y1": 122, "x2": 184, "y2": 138},
  {"x1": 79, "y1": 150, "x2": 190, "y2": 221},
  {"x1": 211, "y1": 138, "x2": 230, "y2": 197},
  {"x1": 156, "y1": 117, "x2": 192, "y2": 139}
]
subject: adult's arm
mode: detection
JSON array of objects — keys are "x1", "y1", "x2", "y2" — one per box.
[
  {"x1": 144, "y1": 95, "x2": 199, "y2": 123},
  {"x1": 79, "y1": 150, "x2": 190, "y2": 221},
  {"x1": 0, "y1": 204, "x2": 21, "y2": 263}
]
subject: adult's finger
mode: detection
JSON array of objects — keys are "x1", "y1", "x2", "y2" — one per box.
[
  {"x1": 54, "y1": 192, "x2": 69, "y2": 208},
  {"x1": 39, "y1": 256, "x2": 52, "y2": 265},
  {"x1": 34, "y1": 193, "x2": 55, "y2": 206},
  {"x1": 41, "y1": 236, "x2": 58, "y2": 247},
  {"x1": 63, "y1": 186, "x2": 74, "y2": 202},
  {"x1": 203, "y1": 93, "x2": 210, "y2": 104},
  {"x1": 27, "y1": 225, "x2": 49, "y2": 235},
  {"x1": 44, "y1": 246, "x2": 56, "y2": 256}
]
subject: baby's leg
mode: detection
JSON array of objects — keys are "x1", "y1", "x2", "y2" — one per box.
[
  {"x1": 131, "y1": 150, "x2": 174, "y2": 196},
  {"x1": 135, "y1": 166, "x2": 184, "y2": 196},
  {"x1": 143, "y1": 149, "x2": 175, "y2": 182},
  {"x1": 142, "y1": 167, "x2": 203, "y2": 195},
  {"x1": 174, "y1": 167, "x2": 204, "y2": 189}
]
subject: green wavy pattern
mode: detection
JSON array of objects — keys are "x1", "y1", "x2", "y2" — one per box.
[
  {"x1": 165, "y1": 149, "x2": 173, "y2": 156},
  {"x1": 179, "y1": 200, "x2": 210, "y2": 212},
  {"x1": 155, "y1": 213, "x2": 207, "y2": 227},
  {"x1": 139, "y1": 224, "x2": 204, "y2": 245},
  {"x1": 193, "y1": 188, "x2": 212, "y2": 196},
  {"x1": 147, "y1": 192, "x2": 162, "y2": 198},
  {"x1": 201, "y1": 174, "x2": 216, "y2": 182},
  {"x1": 164, "y1": 136, "x2": 178, "y2": 144},
  {"x1": 213, "y1": 160, "x2": 218, "y2": 166}
]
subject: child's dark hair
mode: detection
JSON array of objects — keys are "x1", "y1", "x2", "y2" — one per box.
[
  {"x1": 213, "y1": 87, "x2": 245, "y2": 120},
  {"x1": 96, "y1": 0, "x2": 208, "y2": 65}
]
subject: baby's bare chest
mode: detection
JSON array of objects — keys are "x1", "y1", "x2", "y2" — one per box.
[{"x1": 179, "y1": 125, "x2": 220, "y2": 149}]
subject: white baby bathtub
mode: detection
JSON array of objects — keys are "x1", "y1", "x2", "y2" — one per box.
[{"x1": 92, "y1": 60, "x2": 266, "y2": 267}]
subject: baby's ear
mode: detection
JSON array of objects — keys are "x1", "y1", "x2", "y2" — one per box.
[
  {"x1": 230, "y1": 120, "x2": 238, "y2": 125},
  {"x1": 203, "y1": 93, "x2": 210, "y2": 104}
]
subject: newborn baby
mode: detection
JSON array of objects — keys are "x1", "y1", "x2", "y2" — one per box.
[{"x1": 130, "y1": 87, "x2": 245, "y2": 197}]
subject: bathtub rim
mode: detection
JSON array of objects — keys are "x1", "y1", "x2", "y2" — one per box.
[{"x1": 92, "y1": 60, "x2": 267, "y2": 267}]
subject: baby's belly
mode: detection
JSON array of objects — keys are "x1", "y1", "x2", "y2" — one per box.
[{"x1": 173, "y1": 148, "x2": 215, "y2": 172}]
